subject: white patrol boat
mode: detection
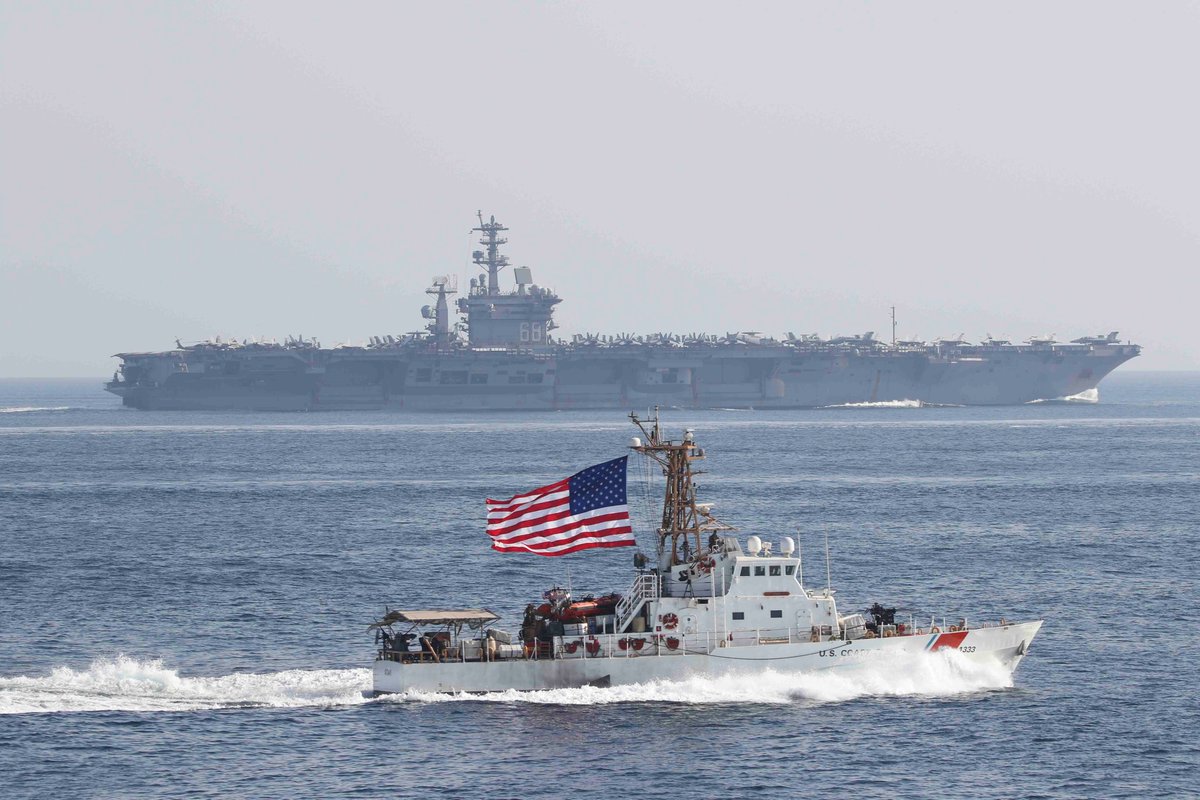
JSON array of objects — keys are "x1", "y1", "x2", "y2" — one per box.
[{"x1": 370, "y1": 412, "x2": 1042, "y2": 695}]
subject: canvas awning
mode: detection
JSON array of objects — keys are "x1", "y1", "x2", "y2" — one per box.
[{"x1": 368, "y1": 608, "x2": 500, "y2": 630}]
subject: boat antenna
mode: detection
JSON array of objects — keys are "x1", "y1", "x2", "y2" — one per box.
[
  {"x1": 824, "y1": 529, "x2": 832, "y2": 596},
  {"x1": 795, "y1": 526, "x2": 805, "y2": 589},
  {"x1": 891, "y1": 305, "x2": 897, "y2": 347}
]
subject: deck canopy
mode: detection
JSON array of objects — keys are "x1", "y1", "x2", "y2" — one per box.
[{"x1": 369, "y1": 609, "x2": 499, "y2": 630}]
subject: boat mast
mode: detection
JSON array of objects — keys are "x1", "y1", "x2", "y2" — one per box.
[{"x1": 629, "y1": 409, "x2": 732, "y2": 569}]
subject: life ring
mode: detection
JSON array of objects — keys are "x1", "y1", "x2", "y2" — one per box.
[
  {"x1": 631, "y1": 637, "x2": 646, "y2": 651},
  {"x1": 662, "y1": 613, "x2": 679, "y2": 630},
  {"x1": 586, "y1": 638, "x2": 600, "y2": 656},
  {"x1": 666, "y1": 637, "x2": 680, "y2": 650},
  {"x1": 564, "y1": 640, "x2": 580, "y2": 654},
  {"x1": 696, "y1": 557, "x2": 714, "y2": 575},
  {"x1": 618, "y1": 638, "x2": 629, "y2": 651},
  {"x1": 930, "y1": 626, "x2": 941, "y2": 634}
]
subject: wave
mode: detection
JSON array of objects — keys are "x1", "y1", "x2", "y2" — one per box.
[
  {"x1": 0, "y1": 656, "x2": 371, "y2": 714},
  {"x1": 0, "y1": 406, "x2": 71, "y2": 414},
  {"x1": 386, "y1": 649, "x2": 1013, "y2": 706},
  {"x1": 1027, "y1": 388, "x2": 1099, "y2": 405},
  {"x1": 822, "y1": 399, "x2": 925, "y2": 409},
  {"x1": 2, "y1": 650, "x2": 1011, "y2": 714}
]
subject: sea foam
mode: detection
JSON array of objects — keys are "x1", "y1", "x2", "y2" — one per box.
[
  {"x1": 0, "y1": 656, "x2": 371, "y2": 714},
  {"x1": 1028, "y1": 388, "x2": 1100, "y2": 404},
  {"x1": 386, "y1": 649, "x2": 1013, "y2": 706},
  {"x1": 1, "y1": 650, "x2": 1012, "y2": 714}
]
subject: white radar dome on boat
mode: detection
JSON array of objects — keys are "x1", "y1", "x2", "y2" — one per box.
[
  {"x1": 746, "y1": 535, "x2": 762, "y2": 555},
  {"x1": 630, "y1": 437, "x2": 642, "y2": 448},
  {"x1": 781, "y1": 537, "x2": 796, "y2": 555}
]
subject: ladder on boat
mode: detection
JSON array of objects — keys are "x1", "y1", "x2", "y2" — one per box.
[{"x1": 615, "y1": 573, "x2": 659, "y2": 633}]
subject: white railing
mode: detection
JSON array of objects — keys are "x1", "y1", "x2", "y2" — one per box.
[
  {"x1": 549, "y1": 626, "x2": 808, "y2": 660},
  {"x1": 381, "y1": 616, "x2": 1010, "y2": 664},
  {"x1": 614, "y1": 573, "x2": 659, "y2": 632}
]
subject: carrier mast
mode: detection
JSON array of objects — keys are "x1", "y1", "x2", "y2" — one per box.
[
  {"x1": 629, "y1": 409, "x2": 733, "y2": 570},
  {"x1": 472, "y1": 211, "x2": 510, "y2": 295},
  {"x1": 424, "y1": 276, "x2": 457, "y2": 348}
]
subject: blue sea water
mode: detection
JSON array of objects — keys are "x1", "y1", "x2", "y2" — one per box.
[{"x1": 1, "y1": 373, "x2": 1197, "y2": 799}]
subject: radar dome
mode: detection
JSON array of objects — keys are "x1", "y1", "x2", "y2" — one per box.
[
  {"x1": 780, "y1": 537, "x2": 796, "y2": 555},
  {"x1": 746, "y1": 535, "x2": 762, "y2": 555}
]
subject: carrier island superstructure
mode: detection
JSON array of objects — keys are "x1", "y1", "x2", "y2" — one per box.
[{"x1": 107, "y1": 213, "x2": 1140, "y2": 411}]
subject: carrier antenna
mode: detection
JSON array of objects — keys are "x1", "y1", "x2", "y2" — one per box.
[{"x1": 472, "y1": 211, "x2": 510, "y2": 295}]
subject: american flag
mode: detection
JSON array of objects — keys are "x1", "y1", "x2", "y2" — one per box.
[{"x1": 486, "y1": 456, "x2": 635, "y2": 556}]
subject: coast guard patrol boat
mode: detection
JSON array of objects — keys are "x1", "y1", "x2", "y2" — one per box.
[{"x1": 370, "y1": 413, "x2": 1042, "y2": 694}]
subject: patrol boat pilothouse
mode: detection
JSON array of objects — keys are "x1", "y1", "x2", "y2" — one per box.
[{"x1": 370, "y1": 413, "x2": 1042, "y2": 694}]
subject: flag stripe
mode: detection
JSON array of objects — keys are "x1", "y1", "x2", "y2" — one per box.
[
  {"x1": 490, "y1": 511, "x2": 632, "y2": 545},
  {"x1": 486, "y1": 493, "x2": 570, "y2": 523},
  {"x1": 494, "y1": 535, "x2": 636, "y2": 557},
  {"x1": 485, "y1": 481, "x2": 569, "y2": 513},
  {"x1": 492, "y1": 527, "x2": 636, "y2": 555},
  {"x1": 487, "y1": 507, "x2": 574, "y2": 538},
  {"x1": 493, "y1": 514, "x2": 633, "y2": 548}
]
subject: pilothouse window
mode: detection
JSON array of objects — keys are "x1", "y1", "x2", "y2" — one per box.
[
  {"x1": 754, "y1": 566, "x2": 766, "y2": 577},
  {"x1": 769, "y1": 565, "x2": 781, "y2": 576},
  {"x1": 739, "y1": 566, "x2": 750, "y2": 577},
  {"x1": 732, "y1": 612, "x2": 745, "y2": 621},
  {"x1": 785, "y1": 565, "x2": 796, "y2": 576}
]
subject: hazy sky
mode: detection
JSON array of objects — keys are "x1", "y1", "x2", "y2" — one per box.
[{"x1": 3, "y1": 1, "x2": 1198, "y2": 375}]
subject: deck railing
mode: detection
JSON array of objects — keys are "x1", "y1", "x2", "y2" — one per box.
[{"x1": 377, "y1": 616, "x2": 1008, "y2": 664}]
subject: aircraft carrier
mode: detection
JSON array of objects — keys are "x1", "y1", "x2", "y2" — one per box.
[{"x1": 106, "y1": 213, "x2": 1140, "y2": 411}]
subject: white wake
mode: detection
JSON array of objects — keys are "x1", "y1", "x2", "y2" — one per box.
[
  {"x1": 822, "y1": 399, "x2": 925, "y2": 409},
  {"x1": 0, "y1": 656, "x2": 371, "y2": 714},
  {"x1": 1, "y1": 650, "x2": 1012, "y2": 714},
  {"x1": 0, "y1": 406, "x2": 71, "y2": 414},
  {"x1": 388, "y1": 649, "x2": 1013, "y2": 706},
  {"x1": 1027, "y1": 388, "x2": 1099, "y2": 404}
]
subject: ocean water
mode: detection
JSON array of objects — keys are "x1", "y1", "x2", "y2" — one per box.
[{"x1": 1, "y1": 373, "x2": 1197, "y2": 799}]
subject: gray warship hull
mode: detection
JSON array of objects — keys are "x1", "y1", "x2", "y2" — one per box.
[
  {"x1": 105, "y1": 212, "x2": 1140, "y2": 411},
  {"x1": 106, "y1": 341, "x2": 1138, "y2": 411}
]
